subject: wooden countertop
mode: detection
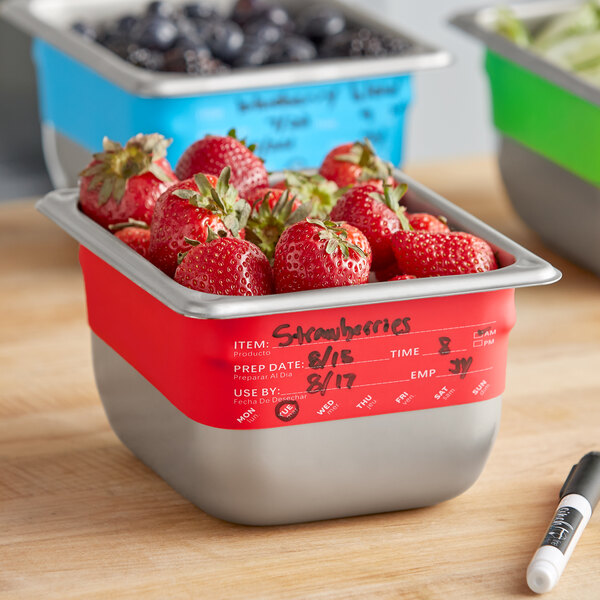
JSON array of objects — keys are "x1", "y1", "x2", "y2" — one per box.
[{"x1": 1, "y1": 157, "x2": 599, "y2": 600}]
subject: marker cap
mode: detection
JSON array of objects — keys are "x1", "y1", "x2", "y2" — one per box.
[
  {"x1": 527, "y1": 559, "x2": 558, "y2": 594},
  {"x1": 559, "y1": 452, "x2": 600, "y2": 510}
]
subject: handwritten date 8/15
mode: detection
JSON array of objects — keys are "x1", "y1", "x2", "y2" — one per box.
[{"x1": 308, "y1": 345, "x2": 354, "y2": 369}]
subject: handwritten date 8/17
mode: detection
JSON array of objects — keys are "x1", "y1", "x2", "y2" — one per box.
[{"x1": 307, "y1": 371, "x2": 357, "y2": 396}]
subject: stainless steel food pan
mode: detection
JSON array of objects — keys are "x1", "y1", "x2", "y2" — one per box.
[
  {"x1": 499, "y1": 136, "x2": 600, "y2": 276},
  {"x1": 36, "y1": 169, "x2": 560, "y2": 525}
]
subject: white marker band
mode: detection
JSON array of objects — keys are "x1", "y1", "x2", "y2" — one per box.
[{"x1": 527, "y1": 493, "x2": 592, "y2": 594}]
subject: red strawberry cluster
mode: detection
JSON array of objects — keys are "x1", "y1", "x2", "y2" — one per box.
[{"x1": 78, "y1": 132, "x2": 499, "y2": 297}]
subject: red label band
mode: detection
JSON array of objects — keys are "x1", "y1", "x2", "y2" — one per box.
[{"x1": 80, "y1": 247, "x2": 516, "y2": 430}]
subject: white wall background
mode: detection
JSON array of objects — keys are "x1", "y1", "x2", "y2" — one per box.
[{"x1": 351, "y1": 0, "x2": 499, "y2": 163}]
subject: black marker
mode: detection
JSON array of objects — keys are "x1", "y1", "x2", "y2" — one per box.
[{"x1": 527, "y1": 452, "x2": 600, "y2": 594}]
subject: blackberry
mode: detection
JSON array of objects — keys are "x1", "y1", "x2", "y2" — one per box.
[
  {"x1": 163, "y1": 47, "x2": 230, "y2": 74},
  {"x1": 384, "y1": 36, "x2": 413, "y2": 55},
  {"x1": 127, "y1": 46, "x2": 166, "y2": 70},
  {"x1": 320, "y1": 26, "x2": 412, "y2": 58},
  {"x1": 99, "y1": 32, "x2": 137, "y2": 59},
  {"x1": 231, "y1": 0, "x2": 267, "y2": 26}
]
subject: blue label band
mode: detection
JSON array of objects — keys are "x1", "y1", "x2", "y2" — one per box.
[{"x1": 32, "y1": 39, "x2": 412, "y2": 171}]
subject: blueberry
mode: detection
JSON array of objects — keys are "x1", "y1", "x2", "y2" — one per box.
[
  {"x1": 206, "y1": 20, "x2": 245, "y2": 63},
  {"x1": 172, "y1": 16, "x2": 206, "y2": 48},
  {"x1": 183, "y1": 2, "x2": 219, "y2": 21},
  {"x1": 127, "y1": 46, "x2": 166, "y2": 70},
  {"x1": 296, "y1": 6, "x2": 346, "y2": 42},
  {"x1": 243, "y1": 18, "x2": 283, "y2": 45},
  {"x1": 233, "y1": 37, "x2": 272, "y2": 67},
  {"x1": 132, "y1": 16, "x2": 178, "y2": 51},
  {"x1": 115, "y1": 15, "x2": 138, "y2": 35},
  {"x1": 191, "y1": 17, "x2": 216, "y2": 42},
  {"x1": 146, "y1": 1, "x2": 175, "y2": 19},
  {"x1": 269, "y1": 35, "x2": 316, "y2": 63},
  {"x1": 72, "y1": 21, "x2": 98, "y2": 40},
  {"x1": 238, "y1": 4, "x2": 293, "y2": 30},
  {"x1": 259, "y1": 5, "x2": 293, "y2": 30}
]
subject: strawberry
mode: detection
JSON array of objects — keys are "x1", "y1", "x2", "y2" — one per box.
[
  {"x1": 453, "y1": 232, "x2": 498, "y2": 267},
  {"x1": 391, "y1": 230, "x2": 498, "y2": 278},
  {"x1": 175, "y1": 129, "x2": 268, "y2": 198},
  {"x1": 318, "y1": 139, "x2": 394, "y2": 188},
  {"x1": 274, "y1": 171, "x2": 341, "y2": 218},
  {"x1": 109, "y1": 219, "x2": 151, "y2": 258},
  {"x1": 245, "y1": 186, "x2": 300, "y2": 211},
  {"x1": 374, "y1": 262, "x2": 403, "y2": 282},
  {"x1": 329, "y1": 183, "x2": 409, "y2": 271},
  {"x1": 79, "y1": 133, "x2": 177, "y2": 229},
  {"x1": 174, "y1": 231, "x2": 273, "y2": 296},
  {"x1": 273, "y1": 219, "x2": 371, "y2": 293},
  {"x1": 148, "y1": 168, "x2": 250, "y2": 277},
  {"x1": 407, "y1": 212, "x2": 450, "y2": 234},
  {"x1": 390, "y1": 274, "x2": 417, "y2": 281},
  {"x1": 245, "y1": 190, "x2": 312, "y2": 261}
]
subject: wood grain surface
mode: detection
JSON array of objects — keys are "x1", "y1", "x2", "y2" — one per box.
[{"x1": 1, "y1": 157, "x2": 599, "y2": 600}]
